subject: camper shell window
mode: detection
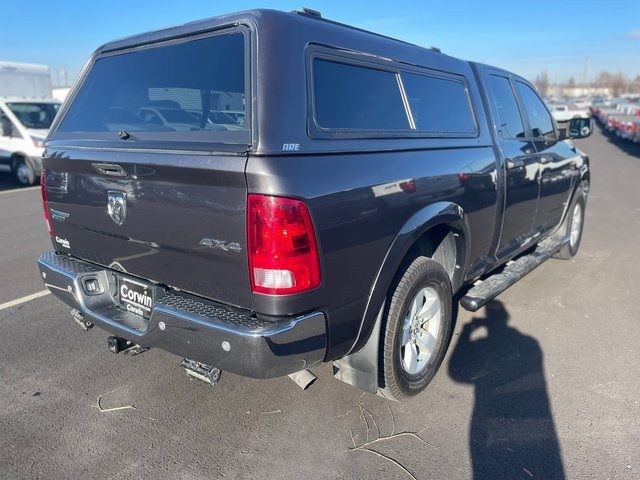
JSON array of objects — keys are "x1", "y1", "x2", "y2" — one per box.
[{"x1": 53, "y1": 28, "x2": 250, "y2": 147}]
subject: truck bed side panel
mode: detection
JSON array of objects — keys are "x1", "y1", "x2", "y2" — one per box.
[{"x1": 246, "y1": 146, "x2": 499, "y2": 358}]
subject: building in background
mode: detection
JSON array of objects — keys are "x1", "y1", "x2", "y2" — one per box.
[{"x1": 547, "y1": 85, "x2": 611, "y2": 98}]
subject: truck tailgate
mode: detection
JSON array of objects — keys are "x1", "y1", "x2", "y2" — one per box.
[{"x1": 43, "y1": 147, "x2": 252, "y2": 310}]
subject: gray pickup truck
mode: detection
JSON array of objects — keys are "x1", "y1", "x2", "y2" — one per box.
[{"x1": 37, "y1": 8, "x2": 591, "y2": 401}]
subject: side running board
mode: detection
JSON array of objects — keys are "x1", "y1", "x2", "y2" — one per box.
[{"x1": 460, "y1": 235, "x2": 568, "y2": 312}]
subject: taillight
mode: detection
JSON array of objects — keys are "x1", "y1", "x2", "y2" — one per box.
[
  {"x1": 399, "y1": 180, "x2": 416, "y2": 193},
  {"x1": 247, "y1": 194, "x2": 321, "y2": 295},
  {"x1": 40, "y1": 170, "x2": 53, "y2": 237}
]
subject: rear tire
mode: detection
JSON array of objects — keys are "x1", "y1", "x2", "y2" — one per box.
[
  {"x1": 14, "y1": 157, "x2": 36, "y2": 186},
  {"x1": 554, "y1": 183, "x2": 586, "y2": 260},
  {"x1": 378, "y1": 257, "x2": 453, "y2": 401}
]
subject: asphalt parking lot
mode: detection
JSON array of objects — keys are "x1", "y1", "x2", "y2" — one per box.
[{"x1": 1, "y1": 127, "x2": 638, "y2": 480}]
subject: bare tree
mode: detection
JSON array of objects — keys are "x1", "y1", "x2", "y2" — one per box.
[
  {"x1": 593, "y1": 70, "x2": 639, "y2": 95},
  {"x1": 537, "y1": 71, "x2": 550, "y2": 97},
  {"x1": 595, "y1": 70, "x2": 613, "y2": 88},
  {"x1": 611, "y1": 73, "x2": 627, "y2": 96}
]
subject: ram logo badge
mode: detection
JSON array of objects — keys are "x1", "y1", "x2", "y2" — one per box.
[{"x1": 107, "y1": 190, "x2": 127, "y2": 226}]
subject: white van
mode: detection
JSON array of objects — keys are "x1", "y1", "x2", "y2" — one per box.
[{"x1": 0, "y1": 98, "x2": 61, "y2": 185}]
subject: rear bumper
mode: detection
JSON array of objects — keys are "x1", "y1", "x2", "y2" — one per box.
[{"x1": 37, "y1": 251, "x2": 326, "y2": 378}]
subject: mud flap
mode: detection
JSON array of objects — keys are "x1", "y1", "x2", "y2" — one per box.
[{"x1": 332, "y1": 302, "x2": 385, "y2": 394}]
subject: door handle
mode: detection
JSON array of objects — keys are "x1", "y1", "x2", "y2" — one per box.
[
  {"x1": 540, "y1": 156, "x2": 550, "y2": 164},
  {"x1": 91, "y1": 163, "x2": 127, "y2": 177},
  {"x1": 505, "y1": 158, "x2": 524, "y2": 170}
]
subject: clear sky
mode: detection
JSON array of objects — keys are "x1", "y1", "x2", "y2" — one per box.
[{"x1": 1, "y1": 0, "x2": 638, "y2": 86}]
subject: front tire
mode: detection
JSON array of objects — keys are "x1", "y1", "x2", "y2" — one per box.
[
  {"x1": 14, "y1": 157, "x2": 36, "y2": 186},
  {"x1": 378, "y1": 257, "x2": 453, "y2": 401}
]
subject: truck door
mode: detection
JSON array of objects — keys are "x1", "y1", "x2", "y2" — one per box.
[
  {"x1": 482, "y1": 73, "x2": 540, "y2": 259},
  {"x1": 0, "y1": 107, "x2": 22, "y2": 166},
  {"x1": 514, "y1": 81, "x2": 576, "y2": 234}
]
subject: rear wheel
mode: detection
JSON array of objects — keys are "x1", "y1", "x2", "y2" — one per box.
[
  {"x1": 555, "y1": 183, "x2": 587, "y2": 260},
  {"x1": 378, "y1": 257, "x2": 453, "y2": 401},
  {"x1": 14, "y1": 157, "x2": 36, "y2": 186}
]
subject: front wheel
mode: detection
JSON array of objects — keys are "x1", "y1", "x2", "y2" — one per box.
[
  {"x1": 14, "y1": 157, "x2": 36, "y2": 186},
  {"x1": 378, "y1": 257, "x2": 453, "y2": 401}
]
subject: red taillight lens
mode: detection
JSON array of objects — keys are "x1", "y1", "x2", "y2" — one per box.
[
  {"x1": 40, "y1": 170, "x2": 53, "y2": 237},
  {"x1": 247, "y1": 194, "x2": 321, "y2": 295},
  {"x1": 399, "y1": 180, "x2": 416, "y2": 193}
]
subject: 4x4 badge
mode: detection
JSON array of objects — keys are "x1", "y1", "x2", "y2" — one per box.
[
  {"x1": 199, "y1": 238, "x2": 242, "y2": 252},
  {"x1": 107, "y1": 190, "x2": 127, "y2": 226}
]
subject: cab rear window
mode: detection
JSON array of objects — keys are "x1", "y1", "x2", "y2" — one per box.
[
  {"x1": 310, "y1": 55, "x2": 477, "y2": 138},
  {"x1": 401, "y1": 73, "x2": 475, "y2": 133},
  {"x1": 56, "y1": 31, "x2": 248, "y2": 143},
  {"x1": 312, "y1": 59, "x2": 410, "y2": 131}
]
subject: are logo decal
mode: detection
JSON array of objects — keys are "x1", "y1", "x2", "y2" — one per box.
[{"x1": 282, "y1": 143, "x2": 300, "y2": 152}]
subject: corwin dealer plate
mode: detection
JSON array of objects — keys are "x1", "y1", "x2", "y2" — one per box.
[{"x1": 119, "y1": 276, "x2": 154, "y2": 318}]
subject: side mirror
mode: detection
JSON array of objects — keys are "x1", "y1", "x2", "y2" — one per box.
[
  {"x1": 1, "y1": 117, "x2": 13, "y2": 137},
  {"x1": 567, "y1": 117, "x2": 592, "y2": 139}
]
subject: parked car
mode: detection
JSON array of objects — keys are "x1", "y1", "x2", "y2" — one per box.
[
  {"x1": 0, "y1": 98, "x2": 60, "y2": 185},
  {"x1": 207, "y1": 110, "x2": 246, "y2": 130},
  {"x1": 37, "y1": 9, "x2": 591, "y2": 401},
  {"x1": 137, "y1": 103, "x2": 226, "y2": 132},
  {"x1": 572, "y1": 98, "x2": 591, "y2": 110},
  {"x1": 631, "y1": 117, "x2": 640, "y2": 143},
  {"x1": 548, "y1": 103, "x2": 590, "y2": 122},
  {"x1": 592, "y1": 101, "x2": 640, "y2": 141},
  {"x1": 138, "y1": 105, "x2": 201, "y2": 131},
  {"x1": 213, "y1": 110, "x2": 245, "y2": 126}
]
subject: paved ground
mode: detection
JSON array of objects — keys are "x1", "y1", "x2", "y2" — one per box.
[
  {"x1": 0, "y1": 165, "x2": 25, "y2": 190},
  {"x1": 1, "y1": 127, "x2": 638, "y2": 480}
]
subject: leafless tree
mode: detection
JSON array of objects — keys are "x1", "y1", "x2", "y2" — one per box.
[
  {"x1": 594, "y1": 70, "x2": 636, "y2": 96},
  {"x1": 611, "y1": 73, "x2": 627, "y2": 96},
  {"x1": 537, "y1": 71, "x2": 550, "y2": 97}
]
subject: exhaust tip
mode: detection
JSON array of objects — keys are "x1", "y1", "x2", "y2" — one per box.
[{"x1": 288, "y1": 369, "x2": 317, "y2": 390}]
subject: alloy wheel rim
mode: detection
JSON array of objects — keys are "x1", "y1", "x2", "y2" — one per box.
[
  {"x1": 16, "y1": 163, "x2": 30, "y2": 184},
  {"x1": 570, "y1": 203, "x2": 582, "y2": 249},
  {"x1": 400, "y1": 286, "x2": 442, "y2": 375}
]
